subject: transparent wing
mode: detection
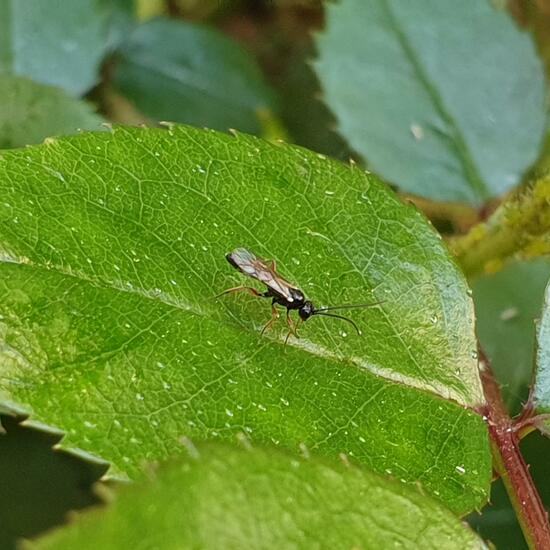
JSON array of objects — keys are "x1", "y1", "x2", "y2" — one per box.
[{"x1": 226, "y1": 248, "x2": 297, "y2": 302}]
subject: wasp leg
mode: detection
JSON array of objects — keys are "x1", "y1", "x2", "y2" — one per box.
[
  {"x1": 284, "y1": 312, "x2": 303, "y2": 346},
  {"x1": 215, "y1": 286, "x2": 264, "y2": 299},
  {"x1": 261, "y1": 305, "x2": 280, "y2": 335},
  {"x1": 287, "y1": 310, "x2": 300, "y2": 337}
]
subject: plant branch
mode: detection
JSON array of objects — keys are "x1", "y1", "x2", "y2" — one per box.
[
  {"x1": 479, "y1": 351, "x2": 550, "y2": 549},
  {"x1": 452, "y1": 174, "x2": 550, "y2": 278},
  {"x1": 401, "y1": 193, "x2": 480, "y2": 233}
]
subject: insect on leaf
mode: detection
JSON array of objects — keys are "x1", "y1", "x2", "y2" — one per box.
[{"x1": 0, "y1": 125, "x2": 490, "y2": 514}]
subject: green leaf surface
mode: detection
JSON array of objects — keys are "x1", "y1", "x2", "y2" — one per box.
[
  {"x1": 33, "y1": 443, "x2": 487, "y2": 550},
  {"x1": 0, "y1": 125, "x2": 490, "y2": 513},
  {"x1": 532, "y1": 277, "x2": 550, "y2": 420},
  {"x1": 473, "y1": 259, "x2": 550, "y2": 414},
  {"x1": 314, "y1": 0, "x2": 547, "y2": 204},
  {"x1": 0, "y1": 0, "x2": 109, "y2": 96},
  {"x1": 113, "y1": 18, "x2": 274, "y2": 134},
  {"x1": 0, "y1": 77, "x2": 104, "y2": 149}
]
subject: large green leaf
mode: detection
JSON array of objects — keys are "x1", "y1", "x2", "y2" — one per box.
[
  {"x1": 314, "y1": 0, "x2": 547, "y2": 204},
  {"x1": 113, "y1": 18, "x2": 274, "y2": 134},
  {"x1": 473, "y1": 259, "x2": 550, "y2": 414},
  {"x1": 34, "y1": 443, "x2": 487, "y2": 550},
  {"x1": 0, "y1": 76, "x2": 104, "y2": 149},
  {"x1": 0, "y1": 125, "x2": 490, "y2": 513},
  {"x1": 0, "y1": 0, "x2": 109, "y2": 96}
]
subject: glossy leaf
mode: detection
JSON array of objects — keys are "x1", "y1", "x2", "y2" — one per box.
[
  {"x1": 34, "y1": 443, "x2": 487, "y2": 550},
  {"x1": 0, "y1": 0, "x2": 109, "y2": 96},
  {"x1": 473, "y1": 259, "x2": 550, "y2": 414},
  {"x1": 0, "y1": 125, "x2": 490, "y2": 513},
  {"x1": 0, "y1": 77, "x2": 104, "y2": 149},
  {"x1": 113, "y1": 18, "x2": 274, "y2": 133},
  {"x1": 314, "y1": 0, "x2": 547, "y2": 204}
]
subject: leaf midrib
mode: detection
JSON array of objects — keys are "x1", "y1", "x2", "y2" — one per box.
[
  {"x1": 0, "y1": 250, "x2": 473, "y2": 408},
  {"x1": 382, "y1": 0, "x2": 489, "y2": 203}
]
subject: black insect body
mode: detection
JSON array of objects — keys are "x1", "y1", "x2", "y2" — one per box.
[{"x1": 219, "y1": 247, "x2": 380, "y2": 341}]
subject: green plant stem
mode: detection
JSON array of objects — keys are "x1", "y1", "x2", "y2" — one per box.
[
  {"x1": 479, "y1": 352, "x2": 550, "y2": 549},
  {"x1": 452, "y1": 175, "x2": 550, "y2": 278}
]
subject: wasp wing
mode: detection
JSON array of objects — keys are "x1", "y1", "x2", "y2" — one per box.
[{"x1": 226, "y1": 248, "x2": 297, "y2": 302}]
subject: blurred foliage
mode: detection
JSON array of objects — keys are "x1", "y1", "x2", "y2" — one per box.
[
  {"x1": 35, "y1": 443, "x2": 486, "y2": 550},
  {"x1": 0, "y1": 0, "x2": 110, "y2": 95},
  {"x1": 0, "y1": 76, "x2": 103, "y2": 149},
  {"x1": 469, "y1": 431, "x2": 550, "y2": 549},
  {"x1": 473, "y1": 258, "x2": 550, "y2": 414},
  {"x1": 0, "y1": 415, "x2": 106, "y2": 549},
  {"x1": 453, "y1": 173, "x2": 550, "y2": 277},
  {"x1": 532, "y1": 276, "x2": 550, "y2": 429},
  {"x1": 314, "y1": 0, "x2": 547, "y2": 205},
  {"x1": 112, "y1": 17, "x2": 275, "y2": 133}
]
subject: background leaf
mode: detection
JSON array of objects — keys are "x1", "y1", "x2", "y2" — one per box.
[
  {"x1": 34, "y1": 443, "x2": 487, "y2": 550},
  {"x1": 314, "y1": 0, "x2": 547, "y2": 204},
  {"x1": 0, "y1": 0, "x2": 109, "y2": 96},
  {"x1": 473, "y1": 258, "x2": 550, "y2": 414},
  {"x1": 102, "y1": 0, "x2": 136, "y2": 53},
  {"x1": 113, "y1": 18, "x2": 275, "y2": 133},
  {"x1": 532, "y1": 275, "x2": 550, "y2": 423},
  {"x1": 0, "y1": 125, "x2": 490, "y2": 513},
  {"x1": 0, "y1": 76, "x2": 104, "y2": 149},
  {"x1": 0, "y1": 414, "x2": 106, "y2": 550},
  {"x1": 468, "y1": 431, "x2": 550, "y2": 550},
  {"x1": 277, "y1": 44, "x2": 354, "y2": 161}
]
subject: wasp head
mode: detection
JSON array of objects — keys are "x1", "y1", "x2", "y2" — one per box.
[{"x1": 299, "y1": 301, "x2": 315, "y2": 321}]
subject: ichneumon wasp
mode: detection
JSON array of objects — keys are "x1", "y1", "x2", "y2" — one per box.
[{"x1": 218, "y1": 247, "x2": 382, "y2": 342}]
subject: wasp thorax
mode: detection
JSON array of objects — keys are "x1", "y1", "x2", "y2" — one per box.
[{"x1": 289, "y1": 288, "x2": 305, "y2": 304}]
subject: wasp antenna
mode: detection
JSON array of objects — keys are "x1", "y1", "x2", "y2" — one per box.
[
  {"x1": 315, "y1": 300, "x2": 385, "y2": 313},
  {"x1": 312, "y1": 311, "x2": 361, "y2": 335}
]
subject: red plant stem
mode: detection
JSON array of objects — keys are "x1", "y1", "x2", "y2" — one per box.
[{"x1": 479, "y1": 354, "x2": 550, "y2": 549}]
